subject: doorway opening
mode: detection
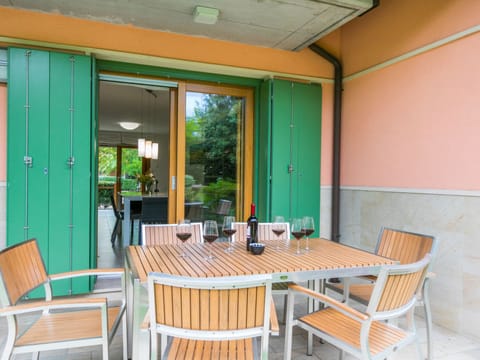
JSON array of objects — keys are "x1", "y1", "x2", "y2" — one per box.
[{"x1": 97, "y1": 80, "x2": 171, "y2": 266}]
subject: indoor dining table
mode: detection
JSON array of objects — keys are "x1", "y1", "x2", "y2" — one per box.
[{"x1": 124, "y1": 238, "x2": 395, "y2": 359}]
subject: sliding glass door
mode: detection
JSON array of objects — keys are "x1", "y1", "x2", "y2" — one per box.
[{"x1": 179, "y1": 83, "x2": 253, "y2": 223}]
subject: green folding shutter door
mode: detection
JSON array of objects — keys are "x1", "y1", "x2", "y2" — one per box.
[
  {"x1": 258, "y1": 79, "x2": 321, "y2": 234},
  {"x1": 7, "y1": 49, "x2": 50, "y2": 262},
  {"x1": 7, "y1": 48, "x2": 92, "y2": 296}
]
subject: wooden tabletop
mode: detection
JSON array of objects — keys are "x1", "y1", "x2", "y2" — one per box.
[{"x1": 126, "y1": 238, "x2": 395, "y2": 283}]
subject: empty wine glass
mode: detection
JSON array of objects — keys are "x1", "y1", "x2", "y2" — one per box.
[
  {"x1": 176, "y1": 219, "x2": 192, "y2": 257},
  {"x1": 302, "y1": 216, "x2": 315, "y2": 252},
  {"x1": 222, "y1": 216, "x2": 236, "y2": 252},
  {"x1": 291, "y1": 218, "x2": 305, "y2": 255},
  {"x1": 272, "y1": 216, "x2": 285, "y2": 250},
  {"x1": 203, "y1": 220, "x2": 219, "y2": 260}
]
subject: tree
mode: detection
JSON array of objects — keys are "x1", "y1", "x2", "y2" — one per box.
[{"x1": 193, "y1": 94, "x2": 241, "y2": 184}]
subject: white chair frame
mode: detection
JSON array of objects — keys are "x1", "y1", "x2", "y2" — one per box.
[
  {"x1": 147, "y1": 273, "x2": 272, "y2": 359},
  {"x1": 0, "y1": 239, "x2": 127, "y2": 360},
  {"x1": 284, "y1": 254, "x2": 432, "y2": 360}
]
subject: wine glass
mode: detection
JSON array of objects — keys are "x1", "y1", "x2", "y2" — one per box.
[
  {"x1": 222, "y1": 216, "x2": 236, "y2": 252},
  {"x1": 176, "y1": 220, "x2": 192, "y2": 257},
  {"x1": 302, "y1": 216, "x2": 315, "y2": 252},
  {"x1": 203, "y1": 220, "x2": 219, "y2": 260},
  {"x1": 272, "y1": 216, "x2": 285, "y2": 250},
  {"x1": 291, "y1": 218, "x2": 305, "y2": 255}
]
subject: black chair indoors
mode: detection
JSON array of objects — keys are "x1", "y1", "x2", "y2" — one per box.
[
  {"x1": 111, "y1": 194, "x2": 142, "y2": 247},
  {"x1": 110, "y1": 194, "x2": 124, "y2": 247},
  {"x1": 137, "y1": 196, "x2": 168, "y2": 245}
]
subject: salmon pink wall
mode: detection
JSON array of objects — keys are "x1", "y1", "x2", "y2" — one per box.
[
  {"x1": 341, "y1": 0, "x2": 480, "y2": 76},
  {"x1": 0, "y1": 84, "x2": 5, "y2": 181},
  {"x1": 340, "y1": 0, "x2": 480, "y2": 190},
  {"x1": 320, "y1": 83, "x2": 333, "y2": 185}
]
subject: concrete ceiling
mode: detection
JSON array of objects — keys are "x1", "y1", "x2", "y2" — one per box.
[{"x1": 1, "y1": 0, "x2": 374, "y2": 51}]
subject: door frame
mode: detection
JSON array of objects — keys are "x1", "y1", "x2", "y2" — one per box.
[{"x1": 97, "y1": 72, "x2": 255, "y2": 224}]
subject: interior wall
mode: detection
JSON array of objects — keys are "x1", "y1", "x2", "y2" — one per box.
[{"x1": 338, "y1": 0, "x2": 480, "y2": 338}]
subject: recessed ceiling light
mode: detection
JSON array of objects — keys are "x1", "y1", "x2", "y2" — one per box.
[
  {"x1": 119, "y1": 122, "x2": 141, "y2": 130},
  {"x1": 193, "y1": 6, "x2": 219, "y2": 25}
]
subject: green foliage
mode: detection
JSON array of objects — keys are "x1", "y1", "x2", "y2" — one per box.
[
  {"x1": 98, "y1": 147, "x2": 116, "y2": 176},
  {"x1": 122, "y1": 148, "x2": 142, "y2": 177},
  {"x1": 202, "y1": 178, "x2": 236, "y2": 211},
  {"x1": 192, "y1": 94, "x2": 240, "y2": 184}
]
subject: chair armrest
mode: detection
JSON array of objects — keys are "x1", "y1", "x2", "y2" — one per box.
[
  {"x1": 288, "y1": 283, "x2": 369, "y2": 322},
  {"x1": 49, "y1": 267, "x2": 124, "y2": 281},
  {"x1": 141, "y1": 310, "x2": 150, "y2": 331},
  {"x1": 0, "y1": 297, "x2": 107, "y2": 317},
  {"x1": 269, "y1": 297, "x2": 280, "y2": 336}
]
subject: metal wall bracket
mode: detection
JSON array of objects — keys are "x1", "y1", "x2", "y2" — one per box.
[
  {"x1": 23, "y1": 156, "x2": 33, "y2": 167},
  {"x1": 67, "y1": 156, "x2": 75, "y2": 167}
]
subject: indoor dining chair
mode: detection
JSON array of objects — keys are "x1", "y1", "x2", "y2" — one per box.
[
  {"x1": 0, "y1": 239, "x2": 127, "y2": 360},
  {"x1": 284, "y1": 254, "x2": 432, "y2": 360},
  {"x1": 141, "y1": 222, "x2": 203, "y2": 245},
  {"x1": 110, "y1": 194, "x2": 141, "y2": 248},
  {"x1": 326, "y1": 227, "x2": 437, "y2": 360},
  {"x1": 137, "y1": 196, "x2": 168, "y2": 244},
  {"x1": 146, "y1": 273, "x2": 273, "y2": 359}
]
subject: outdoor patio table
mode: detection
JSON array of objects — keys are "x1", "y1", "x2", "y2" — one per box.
[{"x1": 124, "y1": 238, "x2": 395, "y2": 359}]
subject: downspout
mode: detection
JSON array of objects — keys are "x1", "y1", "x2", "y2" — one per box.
[{"x1": 308, "y1": 44, "x2": 342, "y2": 243}]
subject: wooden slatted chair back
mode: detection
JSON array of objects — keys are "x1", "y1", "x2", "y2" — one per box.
[
  {"x1": 152, "y1": 278, "x2": 267, "y2": 330},
  {"x1": 0, "y1": 239, "x2": 48, "y2": 306},
  {"x1": 232, "y1": 222, "x2": 290, "y2": 243},
  {"x1": 258, "y1": 222, "x2": 290, "y2": 241},
  {"x1": 368, "y1": 254, "x2": 431, "y2": 314},
  {"x1": 142, "y1": 223, "x2": 203, "y2": 245},
  {"x1": 148, "y1": 273, "x2": 272, "y2": 358},
  {"x1": 232, "y1": 222, "x2": 247, "y2": 243},
  {"x1": 376, "y1": 227, "x2": 435, "y2": 264}
]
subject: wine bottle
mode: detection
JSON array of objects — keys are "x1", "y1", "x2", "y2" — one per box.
[{"x1": 246, "y1": 203, "x2": 258, "y2": 251}]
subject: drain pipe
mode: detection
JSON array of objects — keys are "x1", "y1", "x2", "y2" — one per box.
[{"x1": 308, "y1": 44, "x2": 342, "y2": 243}]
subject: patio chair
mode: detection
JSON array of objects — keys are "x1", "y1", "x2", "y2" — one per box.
[
  {"x1": 146, "y1": 273, "x2": 273, "y2": 359},
  {"x1": 326, "y1": 227, "x2": 437, "y2": 360},
  {"x1": 284, "y1": 254, "x2": 432, "y2": 360},
  {"x1": 0, "y1": 239, "x2": 127, "y2": 360},
  {"x1": 141, "y1": 222, "x2": 203, "y2": 245},
  {"x1": 232, "y1": 221, "x2": 247, "y2": 243},
  {"x1": 232, "y1": 221, "x2": 291, "y2": 323}
]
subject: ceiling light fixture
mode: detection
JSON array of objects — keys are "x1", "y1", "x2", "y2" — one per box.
[
  {"x1": 119, "y1": 121, "x2": 141, "y2": 130},
  {"x1": 193, "y1": 6, "x2": 219, "y2": 25}
]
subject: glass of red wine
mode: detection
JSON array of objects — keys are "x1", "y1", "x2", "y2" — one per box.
[
  {"x1": 203, "y1": 220, "x2": 219, "y2": 260},
  {"x1": 222, "y1": 216, "x2": 236, "y2": 252},
  {"x1": 176, "y1": 220, "x2": 192, "y2": 257},
  {"x1": 291, "y1": 218, "x2": 305, "y2": 255},
  {"x1": 272, "y1": 216, "x2": 285, "y2": 250},
  {"x1": 302, "y1": 216, "x2": 315, "y2": 252}
]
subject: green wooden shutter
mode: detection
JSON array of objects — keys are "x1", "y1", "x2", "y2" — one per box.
[
  {"x1": 7, "y1": 49, "x2": 50, "y2": 261},
  {"x1": 258, "y1": 79, "x2": 321, "y2": 234},
  {"x1": 7, "y1": 48, "x2": 92, "y2": 296},
  {"x1": 49, "y1": 52, "x2": 92, "y2": 295}
]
